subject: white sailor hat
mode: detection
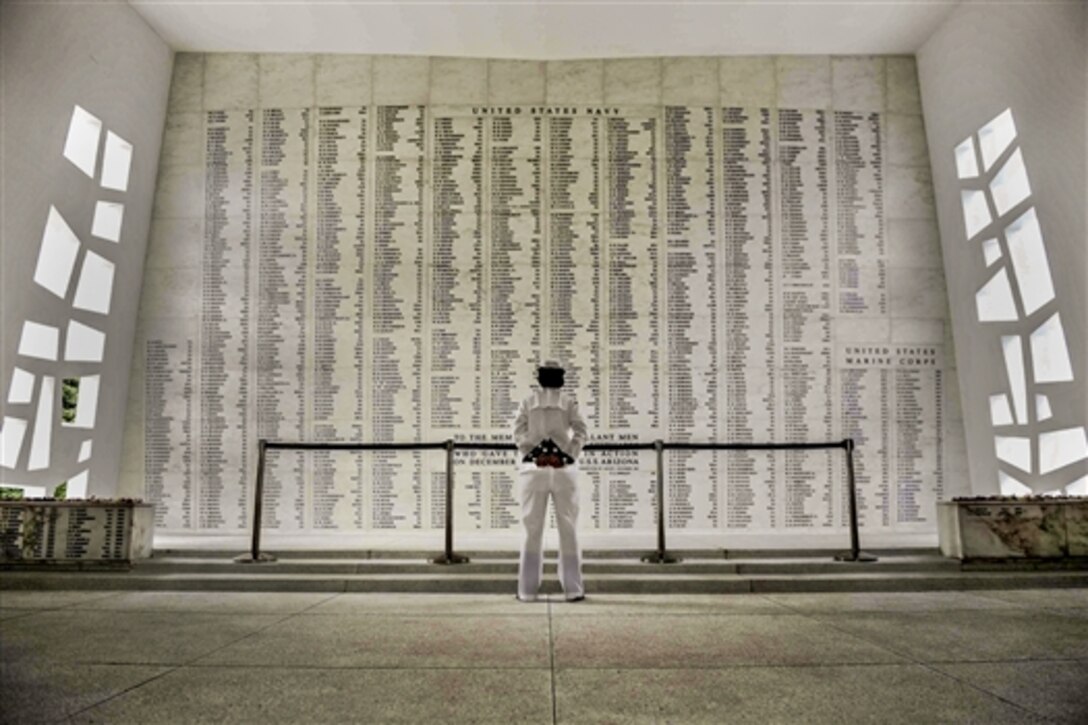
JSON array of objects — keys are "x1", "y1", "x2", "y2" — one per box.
[{"x1": 538, "y1": 359, "x2": 564, "y2": 371}]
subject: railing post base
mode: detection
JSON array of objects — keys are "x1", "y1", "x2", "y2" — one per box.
[
  {"x1": 234, "y1": 552, "x2": 277, "y2": 564},
  {"x1": 833, "y1": 551, "x2": 877, "y2": 563},
  {"x1": 431, "y1": 553, "x2": 470, "y2": 565},
  {"x1": 640, "y1": 551, "x2": 680, "y2": 564}
]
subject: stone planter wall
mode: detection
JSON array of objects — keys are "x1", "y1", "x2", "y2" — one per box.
[
  {"x1": 0, "y1": 501, "x2": 154, "y2": 564},
  {"x1": 938, "y1": 500, "x2": 1088, "y2": 559}
]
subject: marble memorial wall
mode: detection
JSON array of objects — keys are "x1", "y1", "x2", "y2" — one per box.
[{"x1": 123, "y1": 55, "x2": 965, "y2": 536}]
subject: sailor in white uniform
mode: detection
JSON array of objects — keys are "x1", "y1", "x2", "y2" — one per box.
[{"x1": 512, "y1": 360, "x2": 588, "y2": 602}]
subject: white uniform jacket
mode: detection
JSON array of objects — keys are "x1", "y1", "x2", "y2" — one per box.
[{"x1": 513, "y1": 388, "x2": 588, "y2": 462}]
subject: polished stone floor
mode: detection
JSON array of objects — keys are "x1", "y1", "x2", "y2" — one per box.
[{"x1": 1, "y1": 589, "x2": 1086, "y2": 723}]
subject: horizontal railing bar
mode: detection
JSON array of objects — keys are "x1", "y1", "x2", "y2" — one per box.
[{"x1": 260, "y1": 439, "x2": 849, "y2": 452}]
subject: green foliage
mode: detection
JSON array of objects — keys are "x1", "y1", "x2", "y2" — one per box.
[
  {"x1": 0, "y1": 487, "x2": 24, "y2": 501},
  {"x1": 54, "y1": 482, "x2": 68, "y2": 499},
  {"x1": 61, "y1": 378, "x2": 79, "y2": 423}
]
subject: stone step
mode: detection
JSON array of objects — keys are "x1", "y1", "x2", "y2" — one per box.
[
  {"x1": 130, "y1": 556, "x2": 961, "y2": 576},
  {"x1": 3, "y1": 566, "x2": 1086, "y2": 595},
  {"x1": 151, "y1": 547, "x2": 939, "y2": 560},
  {"x1": 4, "y1": 557, "x2": 1083, "y2": 592}
]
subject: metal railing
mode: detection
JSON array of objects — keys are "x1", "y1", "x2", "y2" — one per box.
[{"x1": 236, "y1": 437, "x2": 876, "y2": 565}]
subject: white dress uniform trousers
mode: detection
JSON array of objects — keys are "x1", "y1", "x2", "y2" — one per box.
[{"x1": 512, "y1": 388, "x2": 588, "y2": 601}]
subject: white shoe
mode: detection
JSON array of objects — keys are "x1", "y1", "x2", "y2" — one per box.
[{"x1": 516, "y1": 595, "x2": 538, "y2": 603}]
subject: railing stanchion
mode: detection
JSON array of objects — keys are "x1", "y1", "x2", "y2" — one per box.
[
  {"x1": 642, "y1": 439, "x2": 679, "y2": 564},
  {"x1": 433, "y1": 439, "x2": 470, "y2": 565},
  {"x1": 235, "y1": 438, "x2": 276, "y2": 563},
  {"x1": 835, "y1": 438, "x2": 877, "y2": 563}
]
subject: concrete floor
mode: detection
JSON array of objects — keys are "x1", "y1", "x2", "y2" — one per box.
[{"x1": 1, "y1": 589, "x2": 1086, "y2": 723}]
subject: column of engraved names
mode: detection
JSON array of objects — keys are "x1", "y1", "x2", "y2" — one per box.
[
  {"x1": 486, "y1": 110, "x2": 542, "y2": 530},
  {"x1": 431, "y1": 109, "x2": 485, "y2": 530},
  {"x1": 371, "y1": 106, "x2": 424, "y2": 529},
  {"x1": 663, "y1": 106, "x2": 718, "y2": 529},
  {"x1": 721, "y1": 105, "x2": 777, "y2": 530},
  {"x1": 838, "y1": 345, "x2": 891, "y2": 527},
  {"x1": 144, "y1": 339, "x2": 193, "y2": 530},
  {"x1": 549, "y1": 110, "x2": 604, "y2": 528},
  {"x1": 311, "y1": 106, "x2": 368, "y2": 530},
  {"x1": 200, "y1": 109, "x2": 252, "y2": 531},
  {"x1": 835, "y1": 110, "x2": 885, "y2": 317},
  {"x1": 257, "y1": 107, "x2": 309, "y2": 531},
  {"x1": 604, "y1": 108, "x2": 659, "y2": 530},
  {"x1": 895, "y1": 347, "x2": 943, "y2": 525},
  {"x1": 778, "y1": 108, "x2": 834, "y2": 528}
]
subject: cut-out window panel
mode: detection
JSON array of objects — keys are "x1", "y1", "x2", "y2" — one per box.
[
  {"x1": 954, "y1": 137, "x2": 979, "y2": 179},
  {"x1": 7, "y1": 368, "x2": 35, "y2": 405},
  {"x1": 989, "y1": 393, "x2": 1014, "y2": 426},
  {"x1": 100, "y1": 131, "x2": 133, "y2": 192},
  {"x1": 981, "y1": 238, "x2": 1001, "y2": 267},
  {"x1": 62, "y1": 105, "x2": 102, "y2": 178},
  {"x1": 1035, "y1": 394, "x2": 1052, "y2": 422},
  {"x1": 78, "y1": 439, "x2": 93, "y2": 463},
  {"x1": 0, "y1": 483, "x2": 47, "y2": 498},
  {"x1": 960, "y1": 190, "x2": 992, "y2": 239},
  {"x1": 978, "y1": 108, "x2": 1017, "y2": 171},
  {"x1": 66, "y1": 470, "x2": 89, "y2": 499},
  {"x1": 1000, "y1": 335, "x2": 1029, "y2": 424},
  {"x1": 28, "y1": 376, "x2": 54, "y2": 471},
  {"x1": 1004, "y1": 208, "x2": 1055, "y2": 316},
  {"x1": 998, "y1": 470, "x2": 1032, "y2": 496},
  {"x1": 995, "y1": 435, "x2": 1032, "y2": 473},
  {"x1": 72, "y1": 251, "x2": 115, "y2": 315},
  {"x1": 61, "y1": 378, "x2": 79, "y2": 425},
  {"x1": 0, "y1": 417, "x2": 28, "y2": 469},
  {"x1": 18, "y1": 321, "x2": 59, "y2": 361},
  {"x1": 1030, "y1": 312, "x2": 1074, "y2": 383},
  {"x1": 33, "y1": 206, "x2": 82, "y2": 299},
  {"x1": 1069, "y1": 476, "x2": 1088, "y2": 497},
  {"x1": 91, "y1": 201, "x2": 124, "y2": 243},
  {"x1": 65, "y1": 320, "x2": 106, "y2": 363},
  {"x1": 1038, "y1": 426, "x2": 1088, "y2": 475},
  {"x1": 975, "y1": 267, "x2": 1018, "y2": 322},
  {"x1": 62, "y1": 375, "x2": 99, "y2": 430},
  {"x1": 989, "y1": 148, "x2": 1032, "y2": 218}
]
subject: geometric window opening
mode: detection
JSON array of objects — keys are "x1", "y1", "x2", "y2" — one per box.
[
  {"x1": 7, "y1": 368, "x2": 35, "y2": 405},
  {"x1": 960, "y1": 189, "x2": 992, "y2": 239},
  {"x1": 1068, "y1": 476, "x2": 1088, "y2": 497},
  {"x1": 28, "y1": 375, "x2": 55, "y2": 471},
  {"x1": 0, "y1": 417, "x2": 29, "y2": 470},
  {"x1": 33, "y1": 206, "x2": 82, "y2": 298},
  {"x1": 64, "y1": 320, "x2": 106, "y2": 363},
  {"x1": 1004, "y1": 207, "x2": 1055, "y2": 316},
  {"x1": 1038, "y1": 426, "x2": 1088, "y2": 475},
  {"x1": 62, "y1": 375, "x2": 99, "y2": 429},
  {"x1": 1035, "y1": 394, "x2": 1053, "y2": 422},
  {"x1": 72, "y1": 251, "x2": 115, "y2": 315},
  {"x1": 100, "y1": 131, "x2": 133, "y2": 192},
  {"x1": 978, "y1": 107, "x2": 1017, "y2": 171},
  {"x1": 995, "y1": 435, "x2": 1032, "y2": 473},
  {"x1": 989, "y1": 393, "x2": 1014, "y2": 426},
  {"x1": 955, "y1": 137, "x2": 979, "y2": 179},
  {"x1": 975, "y1": 267, "x2": 1019, "y2": 322},
  {"x1": 78, "y1": 439, "x2": 93, "y2": 463},
  {"x1": 981, "y1": 238, "x2": 1002, "y2": 267},
  {"x1": 1030, "y1": 312, "x2": 1074, "y2": 383},
  {"x1": 65, "y1": 470, "x2": 89, "y2": 499},
  {"x1": 1000, "y1": 335, "x2": 1029, "y2": 424},
  {"x1": 990, "y1": 148, "x2": 1032, "y2": 218},
  {"x1": 18, "y1": 321, "x2": 60, "y2": 361},
  {"x1": 998, "y1": 469, "x2": 1032, "y2": 496},
  {"x1": 62, "y1": 105, "x2": 102, "y2": 178},
  {"x1": 91, "y1": 201, "x2": 124, "y2": 243},
  {"x1": 61, "y1": 378, "x2": 80, "y2": 425}
]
